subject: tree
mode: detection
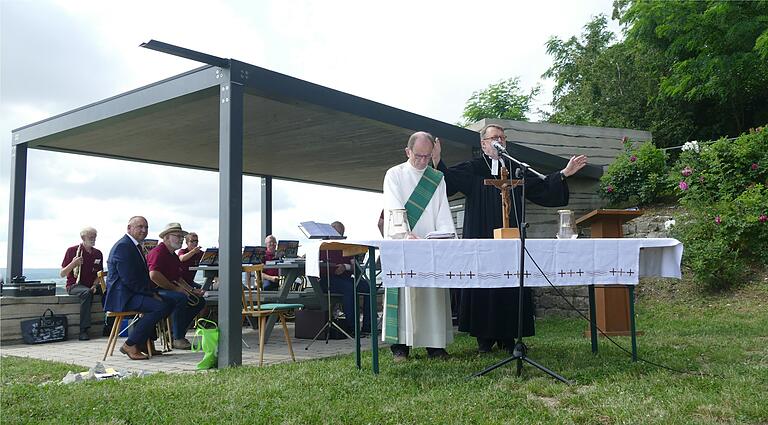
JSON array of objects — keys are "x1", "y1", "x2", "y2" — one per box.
[
  {"x1": 543, "y1": 14, "x2": 683, "y2": 145},
  {"x1": 460, "y1": 77, "x2": 540, "y2": 126},
  {"x1": 543, "y1": 2, "x2": 768, "y2": 148},
  {"x1": 620, "y1": 0, "x2": 768, "y2": 137}
]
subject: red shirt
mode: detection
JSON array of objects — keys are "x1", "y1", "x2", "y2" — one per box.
[
  {"x1": 61, "y1": 244, "x2": 103, "y2": 289},
  {"x1": 264, "y1": 250, "x2": 278, "y2": 276},
  {"x1": 320, "y1": 249, "x2": 352, "y2": 278},
  {"x1": 146, "y1": 242, "x2": 184, "y2": 284},
  {"x1": 177, "y1": 248, "x2": 203, "y2": 283}
]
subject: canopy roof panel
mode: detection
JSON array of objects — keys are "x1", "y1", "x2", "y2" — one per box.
[{"x1": 12, "y1": 61, "x2": 600, "y2": 192}]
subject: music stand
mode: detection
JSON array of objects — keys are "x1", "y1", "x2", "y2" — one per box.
[
  {"x1": 472, "y1": 152, "x2": 572, "y2": 384},
  {"x1": 303, "y1": 222, "x2": 353, "y2": 349}
]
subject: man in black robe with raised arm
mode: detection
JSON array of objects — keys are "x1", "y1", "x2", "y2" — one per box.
[{"x1": 432, "y1": 123, "x2": 588, "y2": 353}]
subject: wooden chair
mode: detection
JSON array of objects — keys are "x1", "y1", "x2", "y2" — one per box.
[
  {"x1": 241, "y1": 265, "x2": 303, "y2": 366},
  {"x1": 98, "y1": 271, "x2": 172, "y2": 361}
]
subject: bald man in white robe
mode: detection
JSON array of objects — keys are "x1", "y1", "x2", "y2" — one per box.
[{"x1": 382, "y1": 131, "x2": 456, "y2": 361}]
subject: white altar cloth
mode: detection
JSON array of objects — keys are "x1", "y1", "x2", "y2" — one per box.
[{"x1": 304, "y1": 238, "x2": 682, "y2": 288}]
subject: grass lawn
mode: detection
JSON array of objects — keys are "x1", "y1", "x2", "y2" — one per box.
[{"x1": 2, "y1": 278, "x2": 767, "y2": 424}]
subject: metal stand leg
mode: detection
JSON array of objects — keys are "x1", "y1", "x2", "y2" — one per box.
[
  {"x1": 628, "y1": 285, "x2": 637, "y2": 362},
  {"x1": 589, "y1": 284, "x2": 598, "y2": 354},
  {"x1": 305, "y1": 257, "x2": 352, "y2": 350}
]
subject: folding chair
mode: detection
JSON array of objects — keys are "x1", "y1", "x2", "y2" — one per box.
[
  {"x1": 98, "y1": 271, "x2": 172, "y2": 360},
  {"x1": 241, "y1": 265, "x2": 303, "y2": 366}
]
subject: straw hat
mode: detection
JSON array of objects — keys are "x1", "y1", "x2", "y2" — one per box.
[{"x1": 158, "y1": 222, "x2": 189, "y2": 239}]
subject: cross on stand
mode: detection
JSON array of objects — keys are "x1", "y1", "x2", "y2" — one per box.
[{"x1": 483, "y1": 166, "x2": 522, "y2": 229}]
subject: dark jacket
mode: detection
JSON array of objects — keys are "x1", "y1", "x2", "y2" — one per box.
[{"x1": 104, "y1": 235, "x2": 156, "y2": 312}]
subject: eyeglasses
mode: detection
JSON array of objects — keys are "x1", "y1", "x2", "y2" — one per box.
[
  {"x1": 407, "y1": 149, "x2": 433, "y2": 160},
  {"x1": 189, "y1": 240, "x2": 199, "y2": 243},
  {"x1": 482, "y1": 135, "x2": 507, "y2": 142}
]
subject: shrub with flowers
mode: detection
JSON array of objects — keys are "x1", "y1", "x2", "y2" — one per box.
[
  {"x1": 599, "y1": 138, "x2": 672, "y2": 207},
  {"x1": 670, "y1": 126, "x2": 768, "y2": 289}
]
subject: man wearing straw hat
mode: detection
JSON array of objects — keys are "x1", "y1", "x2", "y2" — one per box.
[
  {"x1": 60, "y1": 226, "x2": 103, "y2": 341},
  {"x1": 147, "y1": 223, "x2": 206, "y2": 350}
]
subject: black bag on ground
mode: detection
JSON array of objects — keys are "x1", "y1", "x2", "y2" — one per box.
[
  {"x1": 294, "y1": 309, "x2": 346, "y2": 340},
  {"x1": 20, "y1": 308, "x2": 68, "y2": 344}
]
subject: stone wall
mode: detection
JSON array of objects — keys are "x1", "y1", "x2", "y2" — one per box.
[
  {"x1": 532, "y1": 207, "x2": 675, "y2": 317},
  {"x1": 620, "y1": 206, "x2": 676, "y2": 239},
  {"x1": 1, "y1": 295, "x2": 105, "y2": 344}
]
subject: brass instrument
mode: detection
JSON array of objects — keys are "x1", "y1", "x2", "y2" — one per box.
[
  {"x1": 174, "y1": 281, "x2": 200, "y2": 307},
  {"x1": 184, "y1": 287, "x2": 201, "y2": 307},
  {"x1": 73, "y1": 244, "x2": 83, "y2": 284}
]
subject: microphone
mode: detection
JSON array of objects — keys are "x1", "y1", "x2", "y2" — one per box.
[{"x1": 492, "y1": 141, "x2": 508, "y2": 155}]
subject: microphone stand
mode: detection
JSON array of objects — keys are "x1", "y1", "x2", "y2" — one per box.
[
  {"x1": 306, "y1": 244, "x2": 353, "y2": 350},
  {"x1": 473, "y1": 147, "x2": 572, "y2": 384}
]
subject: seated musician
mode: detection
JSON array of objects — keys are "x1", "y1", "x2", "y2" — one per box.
[
  {"x1": 147, "y1": 223, "x2": 206, "y2": 350},
  {"x1": 177, "y1": 232, "x2": 203, "y2": 285},
  {"x1": 60, "y1": 226, "x2": 103, "y2": 341},
  {"x1": 319, "y1": 221, "x2": 371, "y2": 334},
  {"x1": 262, "y1": 235, "x2": 280, "y2": 291}
]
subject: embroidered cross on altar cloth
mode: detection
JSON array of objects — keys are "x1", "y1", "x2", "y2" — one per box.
[{"x1": 304, "y1": 238, "x2": 682, "y2": 289}]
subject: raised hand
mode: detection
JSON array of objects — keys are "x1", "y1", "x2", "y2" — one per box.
[
  {"x1": 432, "y1": 137, "x2": 442, "y2": 168},
  {"x1": 562, "y1": 155, "x2": 588, "y2": 177}
]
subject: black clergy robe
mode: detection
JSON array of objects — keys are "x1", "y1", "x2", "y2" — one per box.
[{"x1": 437, "y1": 155, "x2": 570, "y2": 340}]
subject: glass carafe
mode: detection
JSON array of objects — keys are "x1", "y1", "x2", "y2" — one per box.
[
  {"x1": 388, "y1": 209, "x2": 411, "y2": 239},
  {"x1": 557, "y1": 209, "x2": 577, "y2": 239}
]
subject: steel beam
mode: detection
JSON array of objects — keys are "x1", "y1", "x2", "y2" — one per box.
[
  {"x1": 260, "y1": 176, "x2": 272, "y2": 240},
  {"x1": 5, "y1": 144, "x2": 27, "y2": 283},
  {"x1": 217, "y1": 66, "x2": 244, "y2": 368}
]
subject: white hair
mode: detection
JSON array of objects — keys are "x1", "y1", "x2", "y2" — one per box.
[{"x1": 80, "y1": 227, "x2": 97, "y2": 238}]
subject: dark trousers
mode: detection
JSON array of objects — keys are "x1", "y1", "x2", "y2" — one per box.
[
  {"x1": 322, "y1": 275, "x2": 371, "y2": 332},
  {"x1": 67, "y1": 284, "x2": 96, "y2": 332},
  {"x1": 157, "y1": 289, "x2": 207, "y2": 340},
  {"x1": 124, "y1": 294, "x2": 174, "y2": 347}
]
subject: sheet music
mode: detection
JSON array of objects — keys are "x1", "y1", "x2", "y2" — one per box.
[{"x1": 298, "y1": 221, "x2": 344, "y2": 239}]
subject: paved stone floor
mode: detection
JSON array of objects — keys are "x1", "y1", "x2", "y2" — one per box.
[{"x1": 0, "y1": 323, "x2": 379, "y2": 374}]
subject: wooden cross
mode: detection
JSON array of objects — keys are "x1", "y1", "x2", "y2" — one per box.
[{"x1": 483, "y1": 166, "x2": 522, "y2": 228}]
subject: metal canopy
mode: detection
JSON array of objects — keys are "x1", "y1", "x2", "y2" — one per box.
[
  {"x1": 7, "y1": 51, "x2": 603, "y2": 369},
  {"x1": 12, "y1": 61, "x2": 599, "y2": 191}
]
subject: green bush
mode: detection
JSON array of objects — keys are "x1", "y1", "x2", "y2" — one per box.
[
  {"x1": 599, "y1": 138, "x2": 672, "y2": 206},
  {"x1": 670, "y1": 126, "x2": 768, "y2": 289}
]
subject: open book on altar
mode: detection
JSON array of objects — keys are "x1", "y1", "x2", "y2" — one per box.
[
  {"x1": 298, "y1": 221, "x2": 345, "y2": 239},
  {"x1": 425, "y1": 231, "x2": 456, "y2": 239}
]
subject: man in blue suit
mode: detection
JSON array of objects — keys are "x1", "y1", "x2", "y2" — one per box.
[{"x1": 104, "y1": 216, "x2": 173, "y2": 360}]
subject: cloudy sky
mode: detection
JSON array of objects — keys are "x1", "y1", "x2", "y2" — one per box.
[{"x1": 0, "y1": 0, "x2": 619, "y2": 269}]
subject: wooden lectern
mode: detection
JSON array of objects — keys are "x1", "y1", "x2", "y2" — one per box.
[
  {"x1": 576, "y1": 209, "x2": 644, "y2": 338},
  {"x1": 575, "y1": 209, "x2": 643, "y2": 238}
]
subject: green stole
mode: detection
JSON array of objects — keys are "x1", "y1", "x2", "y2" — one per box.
[{"x1": 384, "y1": 165, "x2": 444, "y2": 344}]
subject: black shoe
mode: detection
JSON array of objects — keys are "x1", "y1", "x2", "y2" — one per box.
[
  {"x1": 426, "y1": 347, "x2": 449, "y2": 359},
  {"x1": 477, "y1": 337, "x2": 494, "y2": 353},
  {"x1": 504, "y1": 339, "x2": 516, "y2": 355},
  {"x1": 391, "y1": 344, "x2": 410, "y2": 362},
  {"x1": 78, "y1": 331, "x2": 90, "y2": 341},
  {"x1": 497, "y1": 339, "x2": 516, "y2": 354}
]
